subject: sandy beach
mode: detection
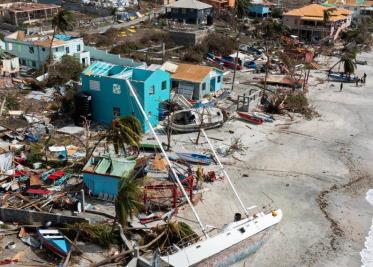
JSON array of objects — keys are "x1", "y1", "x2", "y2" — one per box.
[{"x1": 170, "y1": 51, "x2": 373, "y2": 267}]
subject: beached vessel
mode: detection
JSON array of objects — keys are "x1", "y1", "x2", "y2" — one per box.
[
  {"x1": 176, "y1": 152, "x2": 212, "y2": 165},
  {"x1": 328, "y1": 72, "x2": 359, "y2": 83},
  {"x1": 125, "y1": 79, "x2": 282, "y2": 267},
  {"x1": 253, "y1": 112, "x2": 275, "y2": 123},
  {"x1": 37, "y1": 229, "x2": 71, "y2": 257},
  {"x1": 167, "y1": 108, "x2": 225, "y2": 133},
  {"x1": 237, "y1": 111, "x2": 264, "y2": 125}
]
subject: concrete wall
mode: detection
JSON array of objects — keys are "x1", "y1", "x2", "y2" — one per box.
[
  {"x1": 168, "y1": 28, "x2": 210, "y2": 46},
  {"x1": 0, "y1": 207, "x2": 88, "y2": 225},
  {"x1": 86, "y1": 45, "x2": 145, "y2": 67}
]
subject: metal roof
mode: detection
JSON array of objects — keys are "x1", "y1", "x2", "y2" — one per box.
[{"x1": 167, "y1": 0, "x2": 212, "y2": 9}]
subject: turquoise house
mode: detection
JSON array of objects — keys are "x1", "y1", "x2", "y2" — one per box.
[
  {"x1": 80, "y1": 61, "x2": 171, "y2": 132},
  {"x1": 249, "y1": 0, "x2": 273, "y2": 17},
  {"x1": 82, "y1": 155, "x2": 137, "y2": 199}
]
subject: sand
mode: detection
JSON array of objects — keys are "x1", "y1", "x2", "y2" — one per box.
[{"x1": 172, "y1": 51, "x2": 373, "y2": 267}]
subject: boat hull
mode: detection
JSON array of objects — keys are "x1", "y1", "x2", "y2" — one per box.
[
  {"x1": 236, "y1": 112, "x2": 263, "y2": 125},
  {"x1": 160, "y1": 209, "x2": 282, "y2": 267}
]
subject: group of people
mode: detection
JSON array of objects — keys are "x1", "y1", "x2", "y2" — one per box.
[{"x1": 340, "y1": 73, "x2": 367, "y2": 92}]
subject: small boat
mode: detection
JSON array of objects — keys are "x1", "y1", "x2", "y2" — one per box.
[
  {"x1": 252, "y1": 112, "x2": 274, "y2": 123},
  {"x1": 167, "y1": 108, "x2": 225, "y2": 133},
  {"x1": 37, "y1": 229, "x2": 71, "y2": 257},
  {"x1": 176, "y1": 152, "x2": 212, "y2": 165},
  {"x1": 236, "y1": 112, "x2": 263, "y2": 125},
  {"x1": 328, "y1": 72, "x2": 359, "y2": 83}
]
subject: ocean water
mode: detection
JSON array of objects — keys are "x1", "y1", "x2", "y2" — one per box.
[{"x1": 360, "y1": 189, "x2": 373, "y2": 267}]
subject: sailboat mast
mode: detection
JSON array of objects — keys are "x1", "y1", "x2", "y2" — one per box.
[
  {"x1": 201, "y1": 129, "x2": 249, "y2": 217},
  {"x1": 125, "y1": 79, "x2": 208, "y2": 238}
]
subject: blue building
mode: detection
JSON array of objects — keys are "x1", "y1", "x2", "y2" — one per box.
[
  {"x1": 170, "y1": 63, "x2": 224, "y2": 100},
  {"x1": 4, "y1": 31, "x2": 90, "y2": 69},
  {"x1": 82, "y1": 155, "x2": 136, "y2": 199},
  {"x1": 80, "y1": 61, "x2": 171, "y2": 132},
  {"x1": 249, "y1": 0, "x2": 273, "y2": 17}
]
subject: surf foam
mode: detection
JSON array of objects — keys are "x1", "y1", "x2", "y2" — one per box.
[{"x1": 360, "y1": 189, "x2": 373, "y2": 267}]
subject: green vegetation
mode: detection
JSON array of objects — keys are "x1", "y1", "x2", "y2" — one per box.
[
  {"x1": 49, "y1": 10, "x2": 76, "y2": 64},
  {"x1": 47, "y1": 55, "x2": 83, "y2": 86},
  {"x1": 115, "y1": 176, "x2": 143, "y2": 227}
]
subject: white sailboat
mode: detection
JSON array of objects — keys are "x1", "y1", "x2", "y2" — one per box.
[{"x1": 125, "y1": 79, "x2": 283, "y2": 267}]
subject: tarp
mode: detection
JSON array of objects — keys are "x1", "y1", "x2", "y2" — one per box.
[{"x1": 0, "y1": 152, "x2": 13, "y2": 172}]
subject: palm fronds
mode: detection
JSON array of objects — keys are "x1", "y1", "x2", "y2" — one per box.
[
  {"x1": 115, "y1": 176, "x2": 143, "y2": 227},
  {"x1": 67, "y1": 222, "x2": 116, "y2": 248},
  {"x1": 109, "y1": 116, "x2": 142, "y2": 154}
]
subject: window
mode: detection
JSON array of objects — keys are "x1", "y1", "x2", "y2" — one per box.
[
  {"x1": 202, "y1": 83, "x2": 206, "y2": 91},
  {"x1": 149, "y1": 85, "x2": 155, "y2": 95},
  {"x1": 77, "y1": 44, "x2": 81, "y2": 52},
  {"x1": 8, "y1": 43, "x2": 12, "y2": 51},
  {"x1": 217, "y1": 76, "x2": 221, "y2": 83},
  {"x1": 89, "y1": 80, "x2": 101, "y2": 91},
  {"x1": 42, "y1": 47, "x2": 46, "y2": 52},
  {"x1": 161, "y1": 81, "x2": 167, "y2": 90},
  {"x1": 29, "y1": 46, "x2": 34, "y2": 54},
  {"x1": 66, "y1": 47, "x2": 70, "y2": 53},
  {"x1": 55, "y1": 47, "x2": 58, "y2": 52},
  {"x1": 182, "y1": 8, "x2": 186, "y2": 14},
  {"x1": 113, "y1": 107, "x2": 120, "y2": 117},
  {"x1": 113, "y1": 84, "x2": 121, "y2": 94},
  {"x1": 20, "y1": 59, "x2": 26, "y2": 65},
  {"x1": 31, "y1": 61, "x2": 36, "y2": 67}
]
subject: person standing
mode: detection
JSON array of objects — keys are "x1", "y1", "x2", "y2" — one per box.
[
  {"x1": 356, "y1": 79, "x2": 359, "y2": 87},
  {"x1": 340, "y1": 82, "x2": 343, "y2": 92},
  {"x1": 363, "y1": 73, "x2": 367, "y2": 83}
]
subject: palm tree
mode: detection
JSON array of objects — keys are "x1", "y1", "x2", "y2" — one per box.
[
  {"x1": 323, "y1": 8, "x2": 336, "y2": 25},
  {"x1": 108, "y1": 115, "x2": 142, "y2": 155},
  {"x1": 329, "y1": 50, "x2": 357, "y2": 75},
  {"x1": 115, "y1": 176, "x2": 143, "y2": 227},
  {"x1": 48, "y1": 10, "x2": 75, "y2": 65},
  {"x1": 235, "y1": 0, "x2": 251, "y2": 19}
]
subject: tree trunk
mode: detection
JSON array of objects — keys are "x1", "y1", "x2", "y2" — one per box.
[{"x1": 48, "y1": 26, "x2": 57, "y2": 65}]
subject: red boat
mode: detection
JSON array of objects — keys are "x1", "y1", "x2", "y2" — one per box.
[{"x1": 236, "y1": 112, "x2": 263, "y2": 125}]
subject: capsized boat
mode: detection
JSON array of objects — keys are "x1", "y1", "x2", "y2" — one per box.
[
  {"x1": 167, "y1": 108, "x2": 225, "y2": 133},
  {"x1": 253, "y1": 112, "x2": 274, "y2": 123},
  {"x1": 237, "y1": 112, "x2": 264, "y2": 125},
  {"x1": 37, "y1": 229, "x2": 71, "y2": 257},
  {"x1": 328, "y1": 72, "x2": 359, "y2": 83},
  {"x1": 125, "y1": 79, "x2": 282, "y2": 267},
  {"x1": 176, "y1": 152, "x2": 212, "y2": 165}
]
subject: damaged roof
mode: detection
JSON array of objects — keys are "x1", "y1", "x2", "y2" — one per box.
[
  {"x1": 171, "y1": 63, "x2": 218, "y2": 83},
  {"x1": 284, "y1": 4, "x2": 352, "y2": 20}
]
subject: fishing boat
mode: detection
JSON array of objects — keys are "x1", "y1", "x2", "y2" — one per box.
[
  {"x1": 253, "y1": 112, "x2": 274, "y2": 123},
  {"x1": 328, "y1": 72, "x2": 359, "y2": 83},
  {"x1": 237, "y1": 112, "x2": 264, "y2": 125},
  {"x1": 37, "y1": 229, "x2": 71, "y2": 257},
  {"x1": 167, "y1": 108, "x2": 225, "y2": 133},
  {"x1": 176, "y1": 152, "x2": 212, "y2": 165},
  {"x1": 125, "y1": 79, "x2": 282, "y2": 267}
]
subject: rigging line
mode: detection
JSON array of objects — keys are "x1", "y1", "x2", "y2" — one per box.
[
  {"x1": 125, "y1": 79, "x2": 209, "y2": 238},
  {"x1": 201, "y1": 129, "x2": 249, "y2": 217}
]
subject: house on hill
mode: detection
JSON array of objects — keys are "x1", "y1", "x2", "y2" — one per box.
[
  {"x1": 166, "y1": 0, "x2": 213, "y2": 24},
  {"x1": 283, "y1": 4, "x2": 352, "y2": 41}
]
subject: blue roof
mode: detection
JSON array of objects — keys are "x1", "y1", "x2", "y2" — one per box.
[
  {"x1": 82, "y1": 61, "x2": 154, "y2": 82},
  {"x1": 54, "y1": 34, "x2": 76, "y2": 41}
]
